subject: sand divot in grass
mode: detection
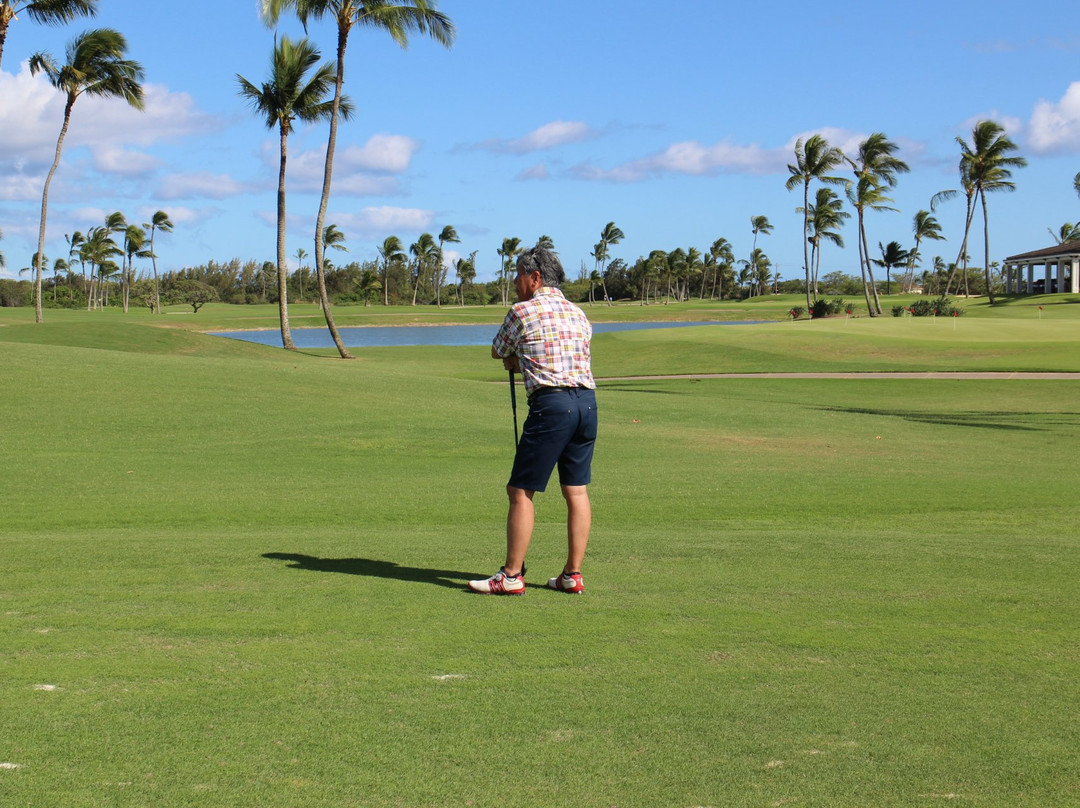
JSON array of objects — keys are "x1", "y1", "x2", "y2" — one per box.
[
  {"x1": 431, "y1": 674, "x2": 466, "y2": 681},
  {"x1": 1, "y1": 763, "x2": 24, "y2": 770},
  {"x1": 32, "y1": 684, "x2": 57, "y2": 691}
]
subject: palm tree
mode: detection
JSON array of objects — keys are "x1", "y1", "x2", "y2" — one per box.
[
  {"x1": 65, "y1": 229, "x2": 86, "y2": 296},
  {"x1": 261, "y1": 0, "x2": 454, "y2": 356},
  {"x1": 536, "y1": 234, "x2": 555, "y2": 250},
  {"x1": 595, "y1": 221, "x2": 624, "y2": 305},
  {"x1": 0, "y1": 228, "x2": 6, "y2": 272},
  {"x1": 435, "y1": 224, "x2": 459, "y2": 307},
  {"x1": 237, "y1": 35, "x2": 341, "y2": 351},
  {"x1": 846, "y1": 133, "x2": 909, "y2": 314},
  {"x1": 806, "y1": 187, "x2": 848, "y2": 298},
  {"x1": 143, "y1": 210, "x2": 172, "y2": 314},
  {"x1": 50, "y1": 257, "x2": 68, "y2": 302},
  {"x1": 377, "y1": 235, "x2": 404, "y2": 305},
  {"x1": 81, "y1": 225, "x2": 118, "y2": 310},
  {"x1": 785, "y1": 134, "x2": 846, "y2": 310},
  {"x1": 904, "y1": 209, "x2": 944, "y2": 292},
  {"x1": 454, "y1": 253, "x2": 475, "y2": 306},
  {"x1": 747, "y1": 215, "x2": 772, "y2": 298},
  {"x1": 958, "y1": 120, "x2": 1026, "y2": 304},
  {"x1": 409, "y1": 232, "x2": 436, "y2": 305},
  {"x1": 708, "y1": 237, "x2": 734, "y2": 299},
  {"x1": 872, "y1": 241, "x2": 911, "y2": 295},
  {"x1": 121, "y1": 222, "x2": 147, "y2": 312},
  {"x1": 29, "y1": 28, "x2": 143, "y2": 323},
  {"x1": 1074, "y1": 171, "x2": 1080, "y2": 201},
  {"x1": 497, "y1": 236, "x2": 522, "y2": 306},
  {"x1": 0, "y1": 0, "x2": 97, "y2": 70},
  {"x1": 1048, "y1": 222, "x2": 1080, "y2": 244}
]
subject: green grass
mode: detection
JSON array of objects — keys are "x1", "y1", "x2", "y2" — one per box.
[{"x1": 2, "y1": 304, "x2": 1079, "y2": 806}]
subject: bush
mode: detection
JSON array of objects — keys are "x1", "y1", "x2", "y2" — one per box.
[
  {"x1": 789, "y1": 306, "x2": 805, "y2": 320},
  {"x1": 902, "y1": 296, "x2": 964, "y2": 317},
  {"x1": 810, "y1": 297, "x2": 850, "y2": 319}
]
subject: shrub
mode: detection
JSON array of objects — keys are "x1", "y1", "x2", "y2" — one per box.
[
  {"x1": 810, "y1": 297, "x2": 850, "y2": 319},
  {"x1": 789, "y1": 306, "x2": 805, "y2": 320}
]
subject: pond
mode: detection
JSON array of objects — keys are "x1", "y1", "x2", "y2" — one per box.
[{"x1": 209, "y1": 320, "x2": 767, "y2": 348}]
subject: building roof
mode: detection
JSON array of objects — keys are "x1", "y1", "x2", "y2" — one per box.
[{"x1": 1005, "y1": 239, "x2": 1080, "y2": 262}]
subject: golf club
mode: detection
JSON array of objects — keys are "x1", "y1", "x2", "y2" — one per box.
[{"x1": 509, "y1": 368, "x2": 519, "y2": 445}]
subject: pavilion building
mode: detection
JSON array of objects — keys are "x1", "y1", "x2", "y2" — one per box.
[{"x1": 1002, "y1": 240, "x2": 1080, "y2": 294}]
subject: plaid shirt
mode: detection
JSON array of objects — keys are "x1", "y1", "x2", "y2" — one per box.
[{"x1": 492, "y1": 287, "x2": 595, "y2": 396}]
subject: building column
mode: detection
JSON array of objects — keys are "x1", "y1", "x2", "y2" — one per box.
[
  {"x1": 1071, "y1": 257, "x2": 1080, "y2": 294},
  {"x1": 1026, "y1": 263, "x2": 1035, "y2": 294},
  {"x1": 1045, "y1": 260, "x2": 1054, "y2": 293}
]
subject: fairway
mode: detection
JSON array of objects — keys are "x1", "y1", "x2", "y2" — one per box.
[{"x1": 2, "y1": 301, "x2": 1079, "y2": 807}]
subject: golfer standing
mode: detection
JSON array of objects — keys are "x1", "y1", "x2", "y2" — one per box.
[{"x1": 468, "y1": 245, "x2": 597, "y2": 595}]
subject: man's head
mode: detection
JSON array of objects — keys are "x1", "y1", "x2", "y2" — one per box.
[{"x1": 515, "y1": 246, "x2": 565, "y2": 301}]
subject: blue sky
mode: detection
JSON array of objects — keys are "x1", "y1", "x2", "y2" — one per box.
[{"x1": 2, "y1": 0, "x2": 1079, "y2": 285}]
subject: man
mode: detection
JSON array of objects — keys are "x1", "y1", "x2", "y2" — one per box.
[{"x1": 468, "y1": 245, "x2": 597, "y2": 595}]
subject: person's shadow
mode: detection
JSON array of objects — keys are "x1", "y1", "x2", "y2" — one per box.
[{"x1": 262, "y1": 552, "x2": 480, "y2": 590}]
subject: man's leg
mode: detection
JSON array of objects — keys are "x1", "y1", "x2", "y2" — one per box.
[
  {"x1": 504, "y1": 485, "x2": 535, "y2": 576},
  {"x1": 561, "y1": 484, "x2": 591, "y2": 573}
]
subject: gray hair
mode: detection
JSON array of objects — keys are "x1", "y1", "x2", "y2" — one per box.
[{"x1": 516, "y1": 245, "x2": 565, "y2": 288}]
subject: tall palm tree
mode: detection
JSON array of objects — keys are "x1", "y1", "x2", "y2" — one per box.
[
  {"x1": 0, "y1": 0, "x2": 97, "y2": 70},
  {"x1": 497, "y1": 236, "x2": 522, "y2": 306},
  {"x1": 748, "y1": 215, "x2": 772, "y2": 298},
  {"x1": 595, "y1": 221, "x2": 624, "y2": 305},
  {"x1": 121, "y1": 222, "x2": 147, "y2": 312},
  {"x1": 708, "y1": 237, "x2": 734, "y2": 299},
  {"x1": 237, "y1": 35, "x2": 342, "y2": 351},
  {"x1": 454, "y1": 253, "x2": 475, "y2": 306},
  {"x1": 436, "y1": 224, "x2": 459, "y2": 307},
  {"x1": 143, "y1": 210, "x2": 172, "y2": 314},
  {"x1": 65, "y1": 229, "x2": 86, "y2": 296},
  {"x1": 958, "y1": 120, "x2": 1026, "y2": 304},
  {"x1": 904, "y1": 209, "x2": 944, "y2": 293},
  {"x1": 846, "y1": 133, "x2": 908, "y2": 314},
  {"x1": 785, "y1": 134, "x2": 846, "y2": 310},
  {"x1": 261, "y1": 0, "x2": 455, "y2": 356},
  {"x1": 806, "y1": 186, "x2": 848, "y2": 298},
  {"x1": 409, "y1": 232, "x2": 436, "y2": 305},
  {"x1": 1073, "y1": 170, "x2": 1080, "y2": 201},
  {"x1": 377, "y1": 235, "x2": 404, "y2": 305},
  {"x1": 29, "y1": 28, "x2": 143, "y2": 323}
]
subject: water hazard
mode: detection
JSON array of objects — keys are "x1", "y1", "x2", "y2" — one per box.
[{"x1": 210, "y1": 320, "x2": 766, "y2": 349}]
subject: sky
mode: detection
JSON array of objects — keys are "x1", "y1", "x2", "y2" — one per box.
[{"x1": 2, "y1": 0, "x2": 1080, "y2": 285}]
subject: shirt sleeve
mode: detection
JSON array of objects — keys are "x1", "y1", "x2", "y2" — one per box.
[{"x1": 491, "y1": 308, "x2": 522, "y2": 357}]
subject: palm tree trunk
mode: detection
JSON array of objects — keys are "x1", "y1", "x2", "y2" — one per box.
[
  {"x1": 856, "y1": 209, "x2": 874, "y2": 316},
  {"x1": 981, "y1": 191, "x2": 995, "y2": 304},
  {"x1": 312, "y1": 27, "x2": 354, "y2": 360},
  {"x1": 35, "y1": 97, "x2": 75, "y2": 323},
  {"x1": 276, "y1": 127, "x2": 296, "y2": 351}
]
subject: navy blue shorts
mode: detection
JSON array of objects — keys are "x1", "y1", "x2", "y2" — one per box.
[{"x1": 508, "y1": 387, "x2": 597, "y2": 493}]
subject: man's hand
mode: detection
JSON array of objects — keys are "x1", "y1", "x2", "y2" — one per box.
[{"x1": 501, "y1": 355, "x2": 521, "y2": 373}]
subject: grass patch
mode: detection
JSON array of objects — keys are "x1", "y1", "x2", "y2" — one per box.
[{"x1": 2, "y1": 310, "x2": 1078, "y2": 806}]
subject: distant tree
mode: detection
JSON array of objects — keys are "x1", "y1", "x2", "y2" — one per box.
[
  {"x1": 409, "y1": 232, "x2": 437, "y2": 305},
  {"x1": 29, "y1": 28, "x2": 143, "y2": 323},
  {"x1": 748, "y1": 215, "x2": 772, "y2": 298},
  {"x1": 144, "y1": 211, "x2": 172, "y2": 314},
  {"x1": 435, "y1": 224, "x2": 460, "y2": 307},
  {"x1": 1074, "y1": 170, "x2": 1080, "y2": 201},
  {"x1": 1048, "y1": 221, "x2": 1080, "y2": 244},
  {"x1": 708, "y1": 237, "x2": 734, "y2": 300},
  {"x1": 0, "y1": 0, "x2": 98, "y2": 71},
  {"x1": 872, "y1": 240, "x2": 911, "y2": 295},
  {"x1": 536, "y1": 234, "x2": 555, "y2": 250},
  {"x1": 497, "y1": 237, "x2": 522, "y2": 306},
  {"x1": 121, "y1": 223, "x2": 148, "y2": 312},
  {"x1": 377, "y1": 235, "x2": 404, "y2": 305},
  {"x1": 785, "y1": 134, "x2": 846, "y2": 310},
  {"x1": 595, "y1": 221, "x2": 623, "y2": 305},
  {"x1": 846, "y1": 133, "x2": 909, "y2": 314},
  {"x1": 904, "y1": 209, "x2": 944, "y2": 292},
  {"x1": 806, "y1": 187, "x2": 848, "y2": 299},
  {"x1": 237, "y1": 35, "x2": 340, "y2": 350}
]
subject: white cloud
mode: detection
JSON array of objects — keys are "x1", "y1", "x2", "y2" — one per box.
[
  {"x1": 333, "y1": 206, "x2": 435, "y2": 237},
  {"x1": 0, "y1": 65, "x2": 220, "y2": 166},
  {"x1": 572, "y1": 138, "x2": 785, "y2": 182},
  {"x1": 278, "y1": 134, "x2": 418, "y2": 196},
  {"x1": 93, "y1": 146, "x2": 162, "y2": 176},
  {"x1": 476, "y1": 121, "x2": 597, "y2": 155},
  {"x1": 1027, "y1": 82, "x2": 1080, "y2": 154}
]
